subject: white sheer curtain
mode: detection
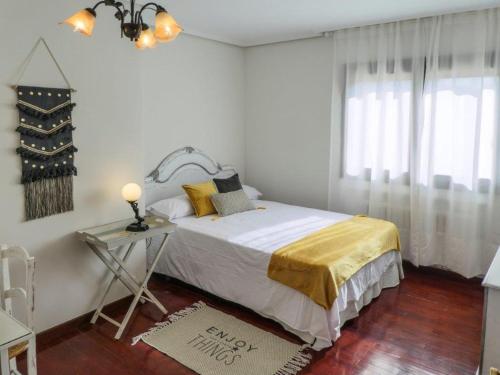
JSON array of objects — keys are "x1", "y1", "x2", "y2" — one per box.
[{"x1": 329, "y1": 9, "x2": 500, "y2": 277}]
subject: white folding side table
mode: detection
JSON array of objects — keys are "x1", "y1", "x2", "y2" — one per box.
[
  {"x1": 77, "y1": 215, "x2": 176, "y2": 340},
  {"x1": 0, "y1": 309, "x2": 36, "y2": 375}
]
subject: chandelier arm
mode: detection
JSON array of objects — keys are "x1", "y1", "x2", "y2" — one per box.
[
  {"x1": 113, "y1": 4, "x2": 125, "y2": 23},
  {"x1": 91, "y1": 1, "x2": 108, "y2": 12},
  {"x1": 114, "y1": 2, "x2": 127, "y2": 15},
  {"x1": 91, "y1": 1, "x2": 125, "y2": 22},
  {"x1": 134, "y1": 9, "x2": 155, "y2": 26},
  {"x1": 89, "y1": 0, "x2": 126, "y2": 37},
  {"x1": 136, "y1": 2, "x2": 163, "y2": 24}
]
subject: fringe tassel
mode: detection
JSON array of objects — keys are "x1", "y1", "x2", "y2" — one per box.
[
  {"x1": 16, "y1": 145, "x2": 78, "y2": 160},
  {"x1": 24, "y1": 175, "x2": 74, "y2": 220},
  {"x1": 16, "y1": 124, "x2": 76, "y2": 138},
  {"x1": 22, "y1": 166, "x2": 77, "y2": 184},
  {"x1": 16, "y1": 102, "x2": 76, "y2": 119},
  {"x1": 273, "y1": 345, "x2": 312, "y2": 375},
  {"x1": 131, "y1": 301, "x2": 207, "y2": 346}
]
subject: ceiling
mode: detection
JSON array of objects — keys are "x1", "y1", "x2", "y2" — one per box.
[{"x1": 161, "y1": 0, "x2": 500, "y2": 47}]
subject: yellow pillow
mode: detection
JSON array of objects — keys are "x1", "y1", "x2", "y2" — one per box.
[{"x1": 183, "y1": 181, "x2": 218, "y2": 217}]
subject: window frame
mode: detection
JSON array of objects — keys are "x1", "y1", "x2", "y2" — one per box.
[{"x1": 340, "y1": 56, "x2": 500, "y2": 193}]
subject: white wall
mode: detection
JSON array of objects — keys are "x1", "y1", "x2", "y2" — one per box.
[
  {"x1": 0, "y1": 0, "x2": 245, "y2": 332},
  {"x1": 244, "y1": 37, "x2": 334, "y2": 209},
  {"x1": 141, "y1": 34, "x2": 245, "y2": 177}
]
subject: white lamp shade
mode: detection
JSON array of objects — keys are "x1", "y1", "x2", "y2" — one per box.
[{"x1": 122, "y1": 183, "x2": 142, "y2": 202}]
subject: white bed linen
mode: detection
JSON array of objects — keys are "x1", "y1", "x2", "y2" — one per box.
[{"x1": 148, "y1": 200, "x2": 403, "y2": 350}]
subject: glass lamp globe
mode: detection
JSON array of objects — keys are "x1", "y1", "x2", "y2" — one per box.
[
  {"x1": 154, "y1": 11, "x2": 182, "y2": 42},
  {"x1": 63, "y1": 8, "x2": 96, "y2": 36},
  {"x1": 135, "y1": 27, "x2": 157, "y2": 49},
  {"x1": 121, "y1": 183, "x2": 142, "y2": 202}
]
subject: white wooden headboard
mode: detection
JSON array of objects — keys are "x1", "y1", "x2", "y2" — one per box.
[{"x1": 144, "y1": 146, "x2": 236, "y2": 207}]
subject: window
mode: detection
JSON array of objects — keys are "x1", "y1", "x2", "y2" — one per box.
[
  {"x1": 419, "y1": 76, "x2": 497, "y2": 190},
  {"x1": 343, "y1": 73, "x2": 498, "y2": 191},
  {"x1": 344, "y1": 79, "x2": 412, "y2": 181}
]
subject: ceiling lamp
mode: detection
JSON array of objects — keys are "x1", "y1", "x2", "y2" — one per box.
[{"x1": 62, "y1": 0, "x2": 182, "y2": 49}]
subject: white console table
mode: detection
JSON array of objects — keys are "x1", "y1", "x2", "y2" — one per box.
[
  {"x1": 77, "y1": 215, "x2": 176, "y2": 340},
  {"x1": 479, "y1": 247, "x2": 500, "y2": 375}
]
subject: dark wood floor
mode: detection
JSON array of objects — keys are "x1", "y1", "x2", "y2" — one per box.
[{"x1": 19, "y1": 263, "x2": 483, "y2": 375}]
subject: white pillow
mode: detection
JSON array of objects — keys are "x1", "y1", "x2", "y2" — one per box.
[
  {"x1": 243, "y1": 185, "x2": 262, "y2": 200},
  {"x1": 148, "y1": 195, "x2": 194, "y2": 219}
]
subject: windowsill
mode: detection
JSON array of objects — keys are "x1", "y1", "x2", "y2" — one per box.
[{"x1": 339, "y1": 175, "x2": 499, "y2": 195}]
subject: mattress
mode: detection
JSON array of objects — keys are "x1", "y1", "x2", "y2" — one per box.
[{"x1": 147, "y1": 200, "x2": 404, "y2": 350}]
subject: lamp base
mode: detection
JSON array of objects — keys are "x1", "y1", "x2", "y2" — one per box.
[{"x1": 126, "y1": 222, "x2": 150, "y2": 232}]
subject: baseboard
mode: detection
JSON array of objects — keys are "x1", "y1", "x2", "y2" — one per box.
[
  {"x1": 402, "y1": 260, "x2": 483, "y2": 284},
  {"x1": 36, "y1": 294, "x2": 134, "y2": 347}
]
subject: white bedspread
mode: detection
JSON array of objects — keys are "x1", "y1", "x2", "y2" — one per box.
[{"x1": 149, "y1": 200, "x2": 403, "y2": 350}]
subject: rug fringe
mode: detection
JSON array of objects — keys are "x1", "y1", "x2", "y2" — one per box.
[
  {"x1": 131, "y1": 301, "x2": 207, "y2": 346},
  {"x1": 273, "y1": 344, "x2": 312, "y2": 375}
]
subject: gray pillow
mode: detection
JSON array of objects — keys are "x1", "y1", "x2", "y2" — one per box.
[{"x1": 210, "y1": 189, "x2": 256, "y2": 217}]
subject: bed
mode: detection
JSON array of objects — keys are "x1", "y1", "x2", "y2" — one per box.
[{"x1": 145, "y1": 146, "x2": 404, "y2": 350}]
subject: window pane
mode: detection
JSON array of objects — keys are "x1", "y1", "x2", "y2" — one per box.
[
  {"x1": 344, "y1": 80, "x2": 412, "y2": 181},
  {"x1": 420, "y1": 76, "x2": 497, "y2": 189}
]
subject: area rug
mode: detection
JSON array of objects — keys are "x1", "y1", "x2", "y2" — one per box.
[{"x1": 132, "y1": 301, "x2": 311, "y2": 375}]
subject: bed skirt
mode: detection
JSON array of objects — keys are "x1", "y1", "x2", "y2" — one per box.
[
  {"x1": 147, "y1": 234, "x2": 403, "y2": 350},
  {"x1": 245, "y1": 259, "x2": 402, "y2": 349}
]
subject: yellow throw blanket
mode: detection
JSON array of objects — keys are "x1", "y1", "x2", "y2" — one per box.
[{"x1": 267, "y1": 216, "x2": 401, "y2": 309}]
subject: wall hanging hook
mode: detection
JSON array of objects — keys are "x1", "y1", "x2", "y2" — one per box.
[{"x1": 11, "y1": 37, "x2": 77, "y2": 93}]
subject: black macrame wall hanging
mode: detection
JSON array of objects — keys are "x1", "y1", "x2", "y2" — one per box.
[{"x1": 13, "y1": 38, "x2": 78, "y2": 221}]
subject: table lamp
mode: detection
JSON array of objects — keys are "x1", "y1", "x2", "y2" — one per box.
[{"x1": 121, "y1": 183, "x2": 149, "y2": 232}]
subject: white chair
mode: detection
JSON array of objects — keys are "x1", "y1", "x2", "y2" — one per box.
[{"x1": 0, "y1": 245, "x2": 36, "y2": 375}]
